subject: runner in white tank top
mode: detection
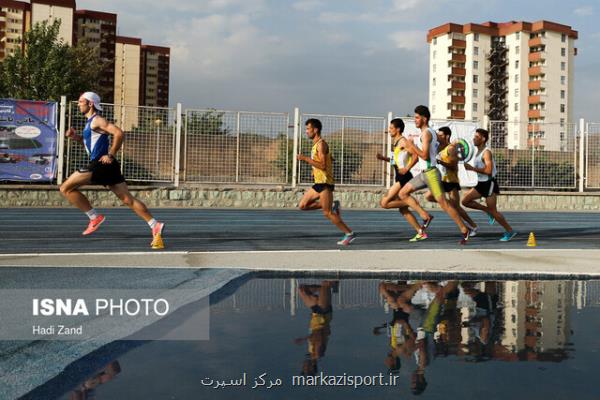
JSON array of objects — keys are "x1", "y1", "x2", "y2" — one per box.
[
  {"x1": 399, "y1": 105, "x2": 473, "y2": 245},
  {"x1": 462, "y1": 128, "x2": 517, "y2": 242}
]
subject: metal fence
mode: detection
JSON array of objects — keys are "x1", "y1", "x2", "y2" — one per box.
[
  {"x1": 183, "y1": 109, "x2": 290, "y2": 184},
  {"x1": 5, "y1": 95, "x2": 600, "y2": 193},
  {"x1": 489, "y1": 121, "x2": 578, "y2": 190},
  {"x1": 297, "y1": 113, "x2": 388, "y2": 186},
  {"x1": 586, "y1": 123, "x2": 600, "y2": 189},
  {"x1": 64, "y1": 101, "x2": 177, "y2": 183}
]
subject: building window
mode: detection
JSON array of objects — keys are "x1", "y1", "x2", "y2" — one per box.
[
  {"x1": 560, "y1": 118, "x2": 565, "y2": 127},
  {"x1": 473, "y1": 75, "x2": 478, "y2": 83},
  {"x1": 473, "y1": 88, "x2": 478, "y2": 98},
  {"x1": 561, "y1": 47, "x2": 566, "y2": 57},
  {"x1": 474, "y1": 46, "x2": 479, "y2": 56},
  {"x1": 433, "y1": 50, "x2": 437, "y2": 58},
  {"x1": 515, "y1": 103, "x2": 519, "y2": 111},
  {"x1": 515, "y1": 88, "x2": 519, "y2": 97},
  {"x1": 432, "y1": 105, "x2": 436, "y2": 113},
  {"x1": 473, "y1": 103, "x2": 478, "y2": 112},
  {"x1": 515, "y1": 60, "x2": 519, "y2": 69},
  {"x1": 474, "y1": 33, "x2": 480, "y2": 41},
  {"x1": 433, "y1": 37, "x2": 437, "y2": 45},
  {"x1": 560, "y1": 104, "x2": 565, "y2": 113},
  {"x1": 473, "y1": 60, "x2": 479, "y2": 69},
  {"x1": 561, "y1": 76, "x2": 566, "y2": 85},
  {"x1": 561, "y1": 90, "x2": 565, "y2": 99},
  {"x1": 516, "y1": 32, "x2": 520, "y2": 39},
  {"x1": 515, "y1": 74, "x2": 519, "y2": 83},
  {"x1": 433, "y1": 64, "x2": 436, "y2": 72},
  {"x1": 432, "y1": 77, "x2": 436, "y2": 87},
  {"x1": 432, "y1": 91, "x2": 436, "y2": 98},
  {"x1": 515, "y1": 45, "x2": 520, "y2": 54},
  {"x1": 562, "y1": 33, "x2": 566, "y2": 42},
  {"x1": 561, "y1": 61, "x2": 566, "y2": 71}
]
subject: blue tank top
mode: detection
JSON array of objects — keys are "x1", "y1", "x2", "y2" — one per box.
[{"x1": 83, "y1": 114, "x2": 109, "y2": 161}]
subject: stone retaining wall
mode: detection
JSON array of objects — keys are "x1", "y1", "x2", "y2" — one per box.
[{"x1": 1, "y1": 186, "x2": 599, "y2": 211}]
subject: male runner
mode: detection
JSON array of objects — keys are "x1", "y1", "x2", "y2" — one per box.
[
  {"x1": 297, "y1": 118, "x2": 356, "y2": 245},
  {"x1": 59, "y1": 92, "x2": 165, "y2": 248},
  {"x1": 377, "y1": 118, "x2": 427, "y2": 241},
  {"x1": 424, "y1": 127, "x2": 478, "y2": 235},
  {"x1": 461, "y1": 129, "x2": 517, "y2": 241},
  {"x1": 398, "y1": 106, "x2": 472, "y2": 244}
]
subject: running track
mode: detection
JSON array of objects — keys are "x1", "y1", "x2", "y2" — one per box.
[{"x1": 0, "y1": 208, "x2": 598, "y2": 253}]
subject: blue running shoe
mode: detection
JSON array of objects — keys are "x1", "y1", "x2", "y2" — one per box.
[
  {"x1": 487, "y1": 212, "x2": 496, "y2": 225},
  {"x1": 500, "y1": 231, "x2": 517, "y2": 242},
  {"x1": 337, "y1": 232, "x2": 356, "y2": 246}
]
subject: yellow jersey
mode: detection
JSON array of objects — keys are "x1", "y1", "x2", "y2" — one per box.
[
  {"x1": 311, "y1": 139, "x2": 334, "y2": 184},
  {"x1": 438, "y1": 145, "x2": 459, "y2": 183},
  {"x1": 391, "y1": 140, "x2": 412, "y2": 173}
]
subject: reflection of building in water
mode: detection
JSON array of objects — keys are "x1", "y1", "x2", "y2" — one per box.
[
  {"x1": 571, "y1": 281, "x2": 600, "y2": 310},
  {"x1": 498, "y1": 281, "x2": 571, "y2": 361}
]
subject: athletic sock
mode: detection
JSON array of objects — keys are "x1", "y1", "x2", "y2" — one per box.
[
  {"x1": 86, "y1": 209, "x2": 98, "y2": 220},
  {"x1": 148, "y1": 218, "x2": 158, "y2": 229}
]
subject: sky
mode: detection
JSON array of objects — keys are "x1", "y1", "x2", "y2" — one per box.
[{"x1": 78, "y1": 0, "x2": 600, "y2": 120}]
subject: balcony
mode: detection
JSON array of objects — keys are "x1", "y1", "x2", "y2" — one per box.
[
  {"x1": 528, "y1": 80, "x2": 545, "y2": 90},
  {"x1": 528, "y1": 66, "x2": 544, "y2": 76},
  {"x1": 528, "y1": 52, "x2": 545, "y2": 62},
  {"x1": 449, "y1": 110, "x2": 465, "y2": 119},
  {"x1": 450, "y1": 95, "x2": 466, "y2": 104},
  {"x1": 528, "y1": 124, "x2": 543, "y2": 133},
  {"x1": 528, "y1": 110, "x2": 543, "y2": 119},
  {"x1": 528, "y1": 95, "x2": 546, "y2": 104},
  {"x1": 449, "y1": 67, "x2": 466, "y2": 76},
  {"x1": 451, "y1": 81, "x2": 465, "y2": 90},
  {"x1": 449, "y1": 39, "x2": 466, "y2": 49},
  {"x1": 451, "y1": 53, "x2": 466, "y2": 62},
  {"x1": 528, "y1": 37, "x2": 544, "y2": 47}
]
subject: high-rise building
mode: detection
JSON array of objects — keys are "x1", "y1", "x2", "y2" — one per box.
[
  {"x1": 30, "y1": 0, "x2": 75, "y2": 45},
  {"x1": 114, "y1": 36, "x2": 141, "y2": 130},
  {"x1": 74, "y1": 9, "x2": 117, "y2": 102},
  {"x1": 428, "y1": 21, "x2": 577, "y2": 150},
  {"x1": 140, "y1": 45, "x2": 170, "y2": 108},
  {"x1": 0, "y1": 0, "x2": 31, "y2": 61}
]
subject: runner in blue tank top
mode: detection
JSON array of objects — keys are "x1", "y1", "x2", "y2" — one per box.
[{"x1": 59, "y1": 92, "x2": 166, "y2": 249}]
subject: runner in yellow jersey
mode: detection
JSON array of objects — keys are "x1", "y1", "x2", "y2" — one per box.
[
  {"x1": 424, "y1": 126, "x2": 478, "y2": 236},
  {"x1": 297, "y1": 118, "x2": 356, "y2": 245},
  {"x1": 377, "y1": 118, "x2": 428, "y2": 242}
]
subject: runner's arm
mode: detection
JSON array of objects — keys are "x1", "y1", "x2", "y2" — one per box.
[
  {"x1": 297, "y1": 141, "x2": 328, "y2": 170},
  {"x1": 92, "y1": 116, "x2": 124, "y2": 158}
]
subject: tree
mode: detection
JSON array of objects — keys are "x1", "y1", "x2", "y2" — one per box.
[
  {"x1": 0, "y1": 20, "x2": 106, "y2": 101},
  {"x1": 186, "y1": 109, "x2": 230, "y2": 135}
]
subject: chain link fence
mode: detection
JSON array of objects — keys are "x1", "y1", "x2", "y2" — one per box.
[
  {"x1": 65, "y1": 102, "x2": 177, "y2": 183},
  {"x1": 183, "y1": 109, "x2": 290, "y2": 184},
  {"x1": 489, "y1": 121, "x2": 577, "y2": 190},
  {"x1": 298, "y1": 114, "x2": 387, "y2": 186}
]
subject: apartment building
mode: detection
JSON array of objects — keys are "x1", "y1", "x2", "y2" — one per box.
[
  {"x1": 30, "y1": 0, "x2": 74, "y2": 45},
  {"x1": 140, "y1": 45, "x2": 170, "y2": 108},
  {"x1": 428, "y1": 21, "x2": 577, "y2": 150},
  {"x1": 74, "y1": 9, "x2": 116, "y2": 103},
  {"x1": 0, "y1": 0, "x2": 30, "y2": 61}
]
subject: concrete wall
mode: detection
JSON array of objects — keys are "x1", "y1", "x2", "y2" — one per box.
[{"x1": 1, "y1": 186, "x2": 599, "y2": 211}]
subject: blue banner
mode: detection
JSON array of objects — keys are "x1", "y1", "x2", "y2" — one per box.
[{"x1": 0, "y1": 99, "x2": 58, "y2": 182}]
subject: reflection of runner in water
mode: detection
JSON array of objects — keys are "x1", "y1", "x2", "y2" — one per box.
[
  {"x1": 461, "y1": 282, "x2": 500, "y2": 361},
  {"x1": 294, "y1": 281, "x2": 337, "y2": 376},
  {"x1": 69, "y1": 361, "x2": 121, "y2": 400},
  {"x1": 375, "y1": 282, "x2": 418, "y2": 374}
]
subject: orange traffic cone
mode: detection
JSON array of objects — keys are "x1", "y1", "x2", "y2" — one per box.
[
  {"x1": 527, "y1": 232, "x2": 537, "y2": 247},
  {"x1": 151, "y1": 234, "x2": 165, "y2": 250}
]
